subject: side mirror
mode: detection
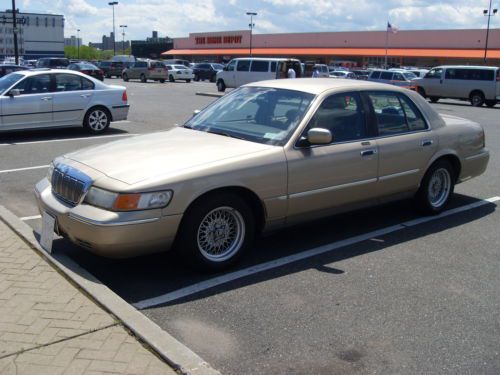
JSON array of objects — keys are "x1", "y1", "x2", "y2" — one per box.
[
  {"x1": 192, "y1": 109, "x2": 201, "y2": 117},
  {"x1": 8, "y1": 89, "x2": 20, "y2": 97},
  {"x1": 307, "y1": 128, "x2": 332, "y2": 145}
]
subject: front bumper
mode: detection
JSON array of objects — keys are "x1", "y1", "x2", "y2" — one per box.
[{"x1": 34, "y1": 178, "x2": 182, "y2": 258}]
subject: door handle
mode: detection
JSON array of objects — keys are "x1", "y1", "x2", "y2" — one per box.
[
  {"x1": 361, "y1": 149, "x2": 377, "y2": 157},
  {"x1": 80, "y1": 94, "x2": 91, "y2": 98},
  {"x1": 41, "y1": 96, "x2": 52, "y2": 101},
  {"x1": 421, "y1": 140, "x2": 433, "y2": 147}
]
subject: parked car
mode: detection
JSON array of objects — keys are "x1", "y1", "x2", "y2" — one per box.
[
  {"x1": 97, "y1": 61, "x2": 124, "y2": 78},
  {"x1": 192, "y1": 63, "x2": 224, "y2": 82},
  {"x1": 0, "y1": 64, "x2": 28, "y2": 78},
  {"x1": 407, "y1": 69, "x2": 429, "y2": 78},
  {"x1": 35, "y1": 79, "x2": 488, "y2": 271},
  {"x1": 163, "y1": 64, "x2": 193, "y2": 82},
  {"x1": 413, "y1": 65, "x2": 500, "y2": 107},
  {"x1": 36, "y1": 57, "x2": 70, "y2": 69},
  {"x1": 310, "y1": 64, "x2": 330, "y2": 78},
  {"x1": 329, "y1": 70, "x2": 356, "y2": 79},
  {"x1": 68, "y1": 62, "x2": 104, "y2": 81},
  {"x1": 0, "y1": 69, "x2": 129, "y2": 133},
  {"x1": 122, "y1": 60, "x2": 168, "y2": 83},
  {"x1": 215, "y1": 58, "x2": 302, "y2": 92},
  {"x1": 351, "y1": 69, "x2": 370, "y2": 80},
  {"x1": 163, "y1": 59, "x2": 191, "y2": 68},
  {"x1": 368, "y1": 69, "x2": 417, "y2": 89}
]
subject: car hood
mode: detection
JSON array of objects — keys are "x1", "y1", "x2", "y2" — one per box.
[{"x1": 63, "y1": 127, "x2": 274, "y2": 185}]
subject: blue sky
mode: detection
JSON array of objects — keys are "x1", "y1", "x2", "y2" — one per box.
[{"x1": 2, "y1": 0, "x2": 498, "y2": 43}]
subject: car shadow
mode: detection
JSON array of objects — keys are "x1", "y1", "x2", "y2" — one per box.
[
  {"x1": 41, "y1": 194, "x2": 497, "y2": 307},
  {"x1": 0, "y1": 127, "x2": 132, "y2": 144}
]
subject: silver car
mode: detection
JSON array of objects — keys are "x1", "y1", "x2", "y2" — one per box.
[{"x1": 0, "y1": 69, "x2": 129, "y2": 133}]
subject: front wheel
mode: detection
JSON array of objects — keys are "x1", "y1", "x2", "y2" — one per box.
[
  {"x1": 159, "y1": 79, "x2": 165, "y2": 83},
  {"x1": 429, "y1": 96, "x2": 439, "y2": 103},
  {"x1": 84, "y1": 107, "x2": 110, "y2": 134},
  {"x1": 470, "y1": 91, "x2": 485, "y2": 107},
  {"x1": 194, "y1": 74, "x2": 200, "y2": 81},
  {"x1": 169, "y1": 74, "x2": 175, "y2": 82},
  {"x1": 122, "y1": 73, "x2": 129, "y2": 82},
  {"x1": 485, "y1": 100, "x2": 497, "y2": 108},
  {"x1": 415, "y1": 160, "x2": 455, "y2": 214},
  {"x1": 186, "y1": 79, "x2": 191, "y2": 83},
  {"x1": 176, "y1": 193, "x2": 254, "y2": 271},
  {"x1": 140, "y1": 74, "x2": 147, "y2": 83},
  {"x1": 217, "y1": 79, "x2": 226, "y2": 92}
]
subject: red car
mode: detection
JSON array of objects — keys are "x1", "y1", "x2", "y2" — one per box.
[{"x1": 68, "y1": 62, "x2": 104, "y2": 81}]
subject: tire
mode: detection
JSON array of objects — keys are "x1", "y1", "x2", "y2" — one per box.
[
  {"x1": 122, "y1": 73, "x2": 129, "y2": 82},
  {"x1": 429, "y1": 96, "x2": 439, "y2": 103},
  {"x1": 176, "y1": 193, "x2": 254, "y2": 271},
  {"x1": 470, "y1": 91, "x2": 485, "y2": 107},
  {"x1": 159, "y1": 79, "x2": 165, "y2": 83},
  {"x1": 186, "y1": 79, "x2": 191, "y2": 83},
  {"x1": 210, "y1": 75, "x2": 216, "y2": 83},
  {"x1": 106, "y1": 74, "x2": 111, "y2": 79},
  {"x1": 485, "y1": 100, "x2": 497, "y2": 108},
  {"x1": 83, "y1": 107, "x2": 111, "y2": 134},
  {"x1": 140, "y1": 74, "x2": 147, "y2": 83},
  {"x1": 217, "y1": 79, "x2": 226, "y2": 92},
  {"x1": 417, "y1": 87, "x2": 426, "y2": 98},
  {"x1": 194, "y1": 74, "x2": 200, "y2": 81},
  {"x1": 415, "y1": 159, "x2": 455, "y2": 214},
  {"x1": 169, "y1": 74, "x2": 175, "y2": 82}
]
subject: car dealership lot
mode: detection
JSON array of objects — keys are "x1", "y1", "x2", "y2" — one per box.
[{"x1": 1, "y1": 80, "x2": 499, "y2": 374}]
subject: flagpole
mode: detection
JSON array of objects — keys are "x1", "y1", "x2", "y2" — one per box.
[{"x1": 384, "y1": 22, "x2": 389, "y2": 69}]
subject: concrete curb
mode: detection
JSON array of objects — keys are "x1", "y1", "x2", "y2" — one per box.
[
  {"x1": 195, "y1": 92, "x2": 224, "y2": 98},
  {"x1": 0, "y1": 205, "x2": 220, "y2": 375}
]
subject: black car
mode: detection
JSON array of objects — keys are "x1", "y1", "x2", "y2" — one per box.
[
  {"x1": 36, "y1": 57, "x2": 70, "y2": 69},
  {"x1": 192, "y1": 63, "x2": 224, "y2": 82},
  {"x1": 97, "y1": 61, "x2": 124, "y2": 78},
  {"x1": 351, "y1": 69, "x2": 370, "y2": 80},
  {"x1": 0, "y1": 64, "x2": 28, "y2": 78},
  {"x1": 68, "y1": 62, "x2": 104, "y2": 81}
]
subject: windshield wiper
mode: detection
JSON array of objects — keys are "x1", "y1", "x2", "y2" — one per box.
[{"x1": 204, "y1": 129, "x2": 246, "y2": 140}]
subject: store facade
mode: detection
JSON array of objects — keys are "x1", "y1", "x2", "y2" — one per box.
[{"x1": 162, "y1": 28, "x2": 500, "y2": 67}]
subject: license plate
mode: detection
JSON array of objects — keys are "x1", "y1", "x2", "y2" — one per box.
[{"x1": 40, "y1": 211, "x2": 55, "y2": 253}]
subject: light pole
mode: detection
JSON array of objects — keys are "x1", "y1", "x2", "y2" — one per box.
[
  {"x1": 77, "y1": 29, "x2": 80, "y2": 60},
  {"x1": 108, "y1": 1, "x2": 118, "y2": 56},
  {"x1": 483, "y1": 0, "x2": 498, "y2": 63},
  {"x1": 120, "y1": 25, "x2": 127, "y2": 55},
  {"x1": 12, "y1": 0, "x2": 19, "y2": 65},
  {"x1": 246, "y1": 12, "x2": 257, "y2": 57}
]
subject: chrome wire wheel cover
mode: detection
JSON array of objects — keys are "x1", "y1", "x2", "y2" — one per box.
[
  {"x1": 427, "y1": 168, "x2": 451, "y2": 208},
  {"x1": 88, "y1": 110, "x2": 108, "y2": 131},
  {"x1": 197, "y1": 206, "x2": 245, "y2": 262}
]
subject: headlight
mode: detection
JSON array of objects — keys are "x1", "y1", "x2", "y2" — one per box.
[{"x1": 84, "y1": 187, "x2": 173, "y2": 211}]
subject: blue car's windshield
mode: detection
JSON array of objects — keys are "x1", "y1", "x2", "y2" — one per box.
[
  {"x1": 0, "y1": 73, "x2": 24, "y2": 95},
  {"x1": 185, "y1": 86, "x2": 315, "y2": 146}
]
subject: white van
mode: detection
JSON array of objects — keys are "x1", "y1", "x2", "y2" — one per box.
[
  {"x1": 215, "y1": 58, "x2": 302, "y2": 92},
  {"x1": 414, "y1": 65, "x2": 500, "y2": 107}
]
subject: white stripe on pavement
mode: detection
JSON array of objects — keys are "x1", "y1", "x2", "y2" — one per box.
[
  {"x1": 0, "y1": 133, "x2": 137, "y2": 146},
  {"x1": 0, "y1": 165, "x2": 49, "y2": 174},
  {"x1": 133, "y1": 196, "x2": 500, "y2": 309},
  {"x1": 20, "y1": 215, "x2": 42, "y2": 221}
]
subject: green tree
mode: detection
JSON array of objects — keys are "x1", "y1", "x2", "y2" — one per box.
[{"x1": 64, "y1": 45, "x2": 100, "y2": 60}]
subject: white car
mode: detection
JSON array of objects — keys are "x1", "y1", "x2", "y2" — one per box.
[
  {"x1": 0, "y1": 69, "x2": 129, "y2": 133},
  {"x1": 329, "y1": 71, "x2": 356, "y2": 79},
  {"x1": 164, "y1": 64, "x2": 194, "y2": 83}
]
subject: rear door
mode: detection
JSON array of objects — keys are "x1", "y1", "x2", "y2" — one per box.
[{"x1": 52, "y1": 73, "x2": 94, "y2": 126}]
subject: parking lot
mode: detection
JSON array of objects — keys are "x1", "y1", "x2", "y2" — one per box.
[{"x1": 1, "y1": 78, "x2": 499, "y2": 374}]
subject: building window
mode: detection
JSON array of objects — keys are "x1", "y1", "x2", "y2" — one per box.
[
  {"x1": 45, "y1": 17, "x2": 48, "y2": 27},
  {"x1": 52, "y1": 18, "x2": 55, "y2": 27},
  {"x1": 61, "y1": 18, "x2": 64, "y2": 28},
  {"x1": 36, "y1": 17, "x2": 39, "y2": 26},
  {"x1": 26, "y1": 17, "x2": 29, "y2": 26}
]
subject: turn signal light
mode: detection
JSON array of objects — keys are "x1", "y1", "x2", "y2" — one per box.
[{"x1": 113, "y1": 194, "x2": 140, "y2": 210}]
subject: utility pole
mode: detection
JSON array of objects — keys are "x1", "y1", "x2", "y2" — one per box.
[
  {"x1": 246, "y1": 12, "x2": 257, "y2": 57},
  {"x1": 12, "y1": 0, "x2": 19, "y2": 65},
  {"x1": 483, "y1": 0, "x2": 498, "y2": 63},
  {"x1": 120, "y1": 25, "x2": 127, "y2": 55},
  {"x1": 77, "y1": 29, "x2": 80, "y2": 60},
  {"x1": 108, "y1": 2, "x2": 118, "y2": 56}
]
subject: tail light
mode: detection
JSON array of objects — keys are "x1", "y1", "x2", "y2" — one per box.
[{"x1": 122, "y1": 90, "x2": 128, "y2": 102}]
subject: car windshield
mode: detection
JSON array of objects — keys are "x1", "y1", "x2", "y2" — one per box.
[
  {"x1": 184, "y1": 86, "x2": 315, "y2": 146},
  {"x1": 173, "y1": 65, "x2": 186, "y2": 69},
  {"x1": 0, "y1": 73, "x2": 24, "y2": 94},
  {"x1": 78, "y1": 63, "x2": 98, "y2": 69},
  {"x1": 212, "y1": 64, "x2": 224, "y2": 70},
  {"x1": 403, "y1": 72, "x2": 417, "y2": 80}
]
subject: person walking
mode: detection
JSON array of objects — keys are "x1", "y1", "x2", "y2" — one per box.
[
  {"x1": 287, "y1": 67, "x2": 296, "y2": 78},
  {"x1": 312, "y1": 68, "x2": 320, "y2": 78}
]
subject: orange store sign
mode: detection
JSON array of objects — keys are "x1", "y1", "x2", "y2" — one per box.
[{"x1": 195, "y1": 35, "x2": 243, "y2": 45}]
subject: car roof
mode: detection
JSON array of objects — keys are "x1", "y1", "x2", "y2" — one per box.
[
  {"x1": 245, "y1": 78, "x2": 410, "y2": 95},
  {"x1": 434, "y1": 65, "x2": 498, "y2": 70}
]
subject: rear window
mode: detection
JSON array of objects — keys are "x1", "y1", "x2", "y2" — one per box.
[
  {"x1": 250, "y1": 60, "x2": 269, "y2": 72},
  {"x1": 48, "y1": 59, "x2": 69, "y2": 67},
  {"x1": 445, "y1": 68, "x2": 494, "y2": 81},
  {"x1": 237, "y1": 60, "x2": 251, "y2": 72}
]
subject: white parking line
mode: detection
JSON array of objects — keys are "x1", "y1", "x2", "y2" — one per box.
[
  {"x1": 20, "y1": 215, "x2": 42, "y2": 221},
  {"x1": 0, "y1": 133, "x2": 137, "y2": 146},
  {"x1": 133, "y1": 196, "x2": 500, "y2": 309},
  {"x1": 0, "y1": 165, "x2": 49, "y2": 174}
]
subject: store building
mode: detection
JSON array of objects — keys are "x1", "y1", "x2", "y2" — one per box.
[
  {"x1": 163, "y1": 28, "x2": 500, "y2": 67},
  {"x1": 0, "y1": 9, "x2": 64, "y2": 59}
]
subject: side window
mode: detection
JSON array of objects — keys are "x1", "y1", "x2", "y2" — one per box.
[
  {"x1": 367, "y1": 92, "x2": 408, "y2": 136},
  {"x1": 270, "y1": 61, "x2": 277, "y2": 72},
  {"x1": 55, "y1": 74, "x2": 82, "y2": 92},
  {"x1": 380, "y1": 71, "x2": 393, "y2": 80},
  {"x1": 392, "y1": 73, "x2": 404, "y2": 81},
  {"x1": 81, "y1": 77, "x2": 94, "y2": 90},
  {"x1": 307, "y1": 92, "x2": 366, "y2": 143},
  {"x1": 226, "y1": 60, "x2": 236, "y2": 71},
  {"x1": 250, "y1": 60, "x2": 269, "y2": 72},
  {"x1": 370, "y1": 71, "x2": 381, "y2": 79},
  {"x1": 445, "y1": 69, "x2": 456, "y2": 79},
  {"x1": 14, "y1": 74, "x2": 52, "y2": 95},
  {"x1": 398, "y1": 94, "x2": 427, "y2": 131},
  {"x1": 236, "y1": 60, "x2": 251, "y2": 72},
  {"x1": 424, "y1": 68, "x2": 442, "y2": 79}
]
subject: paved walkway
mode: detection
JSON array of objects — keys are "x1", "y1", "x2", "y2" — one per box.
[{"x1": 0, "y1": 219, "x2": 177, "y2": 375}]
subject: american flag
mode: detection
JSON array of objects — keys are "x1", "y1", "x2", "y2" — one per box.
[{"x1": 387, "y1": 22, "x2": 399, "y2": 34}]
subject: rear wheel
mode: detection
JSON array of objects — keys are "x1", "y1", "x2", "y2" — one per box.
[
  {"x1": 140, "y1": 74, "x2": 147, "y2": 83},
  {"x1": 485, "y1": 100, "x2": 497, "y2": 108},
  {"x1": 470, "y1": 91, "x2": 485, "y2": 107},
  {"x1": 217, "y1": 79, "x2": 226, "y2": 92},
  {"x1": 122, "y1": 73, "x2": 129, "y2": 82},
  {"x1": 429, "y1": 96, "x2": 439, "y2": 103},
  {"x1": 169, "y1": 74, "x2": 175, "y2": 82},
  {"x1": 83, "y1": 107, "x2": 110, "y2": 134},
  {"x1": 415, "y1": 159, "x2": 455, "y2": 214},
  {"x1": 417, "y1": 87, "x2": 426, "y2": 98},
  {"x1": 186, "y1": 79, "x2": 191, "y2": 83},
  {"x1": 194, "y1": 74, "x2": 200, "y2": 81},
  {"x1": 176, "y1": 193, "x2": 254, "y2": 271},
  {"x1": 159, "y1": 79, "x2": 165, "y2": 83}
]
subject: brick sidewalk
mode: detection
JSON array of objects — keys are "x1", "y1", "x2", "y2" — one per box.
[{"x1": 0, "y1": 220, "x2": 177, "y2": 375}]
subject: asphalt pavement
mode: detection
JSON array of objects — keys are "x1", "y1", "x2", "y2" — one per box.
[{"x1": 0, "y1": 79, "x2": 499, "y2": 374}]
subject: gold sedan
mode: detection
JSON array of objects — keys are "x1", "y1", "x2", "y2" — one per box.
[{"x1": 35, "y1": 79, "x2": 489, "y2": 270}]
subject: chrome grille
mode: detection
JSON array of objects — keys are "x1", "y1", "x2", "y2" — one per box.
[{"x1": 51, "y1": 165, "x2": 92, "y2": 206}]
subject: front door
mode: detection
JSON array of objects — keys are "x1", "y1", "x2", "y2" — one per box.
[
  {"x1": 286, "y1": 91, "x2": 379, "y2": 219},
  {"x1": 0, "y1": 74, "x2": 53, "y2": 130},
  {"x1": 421, "y1": 67, "x2": 444, "y2": 97}
]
